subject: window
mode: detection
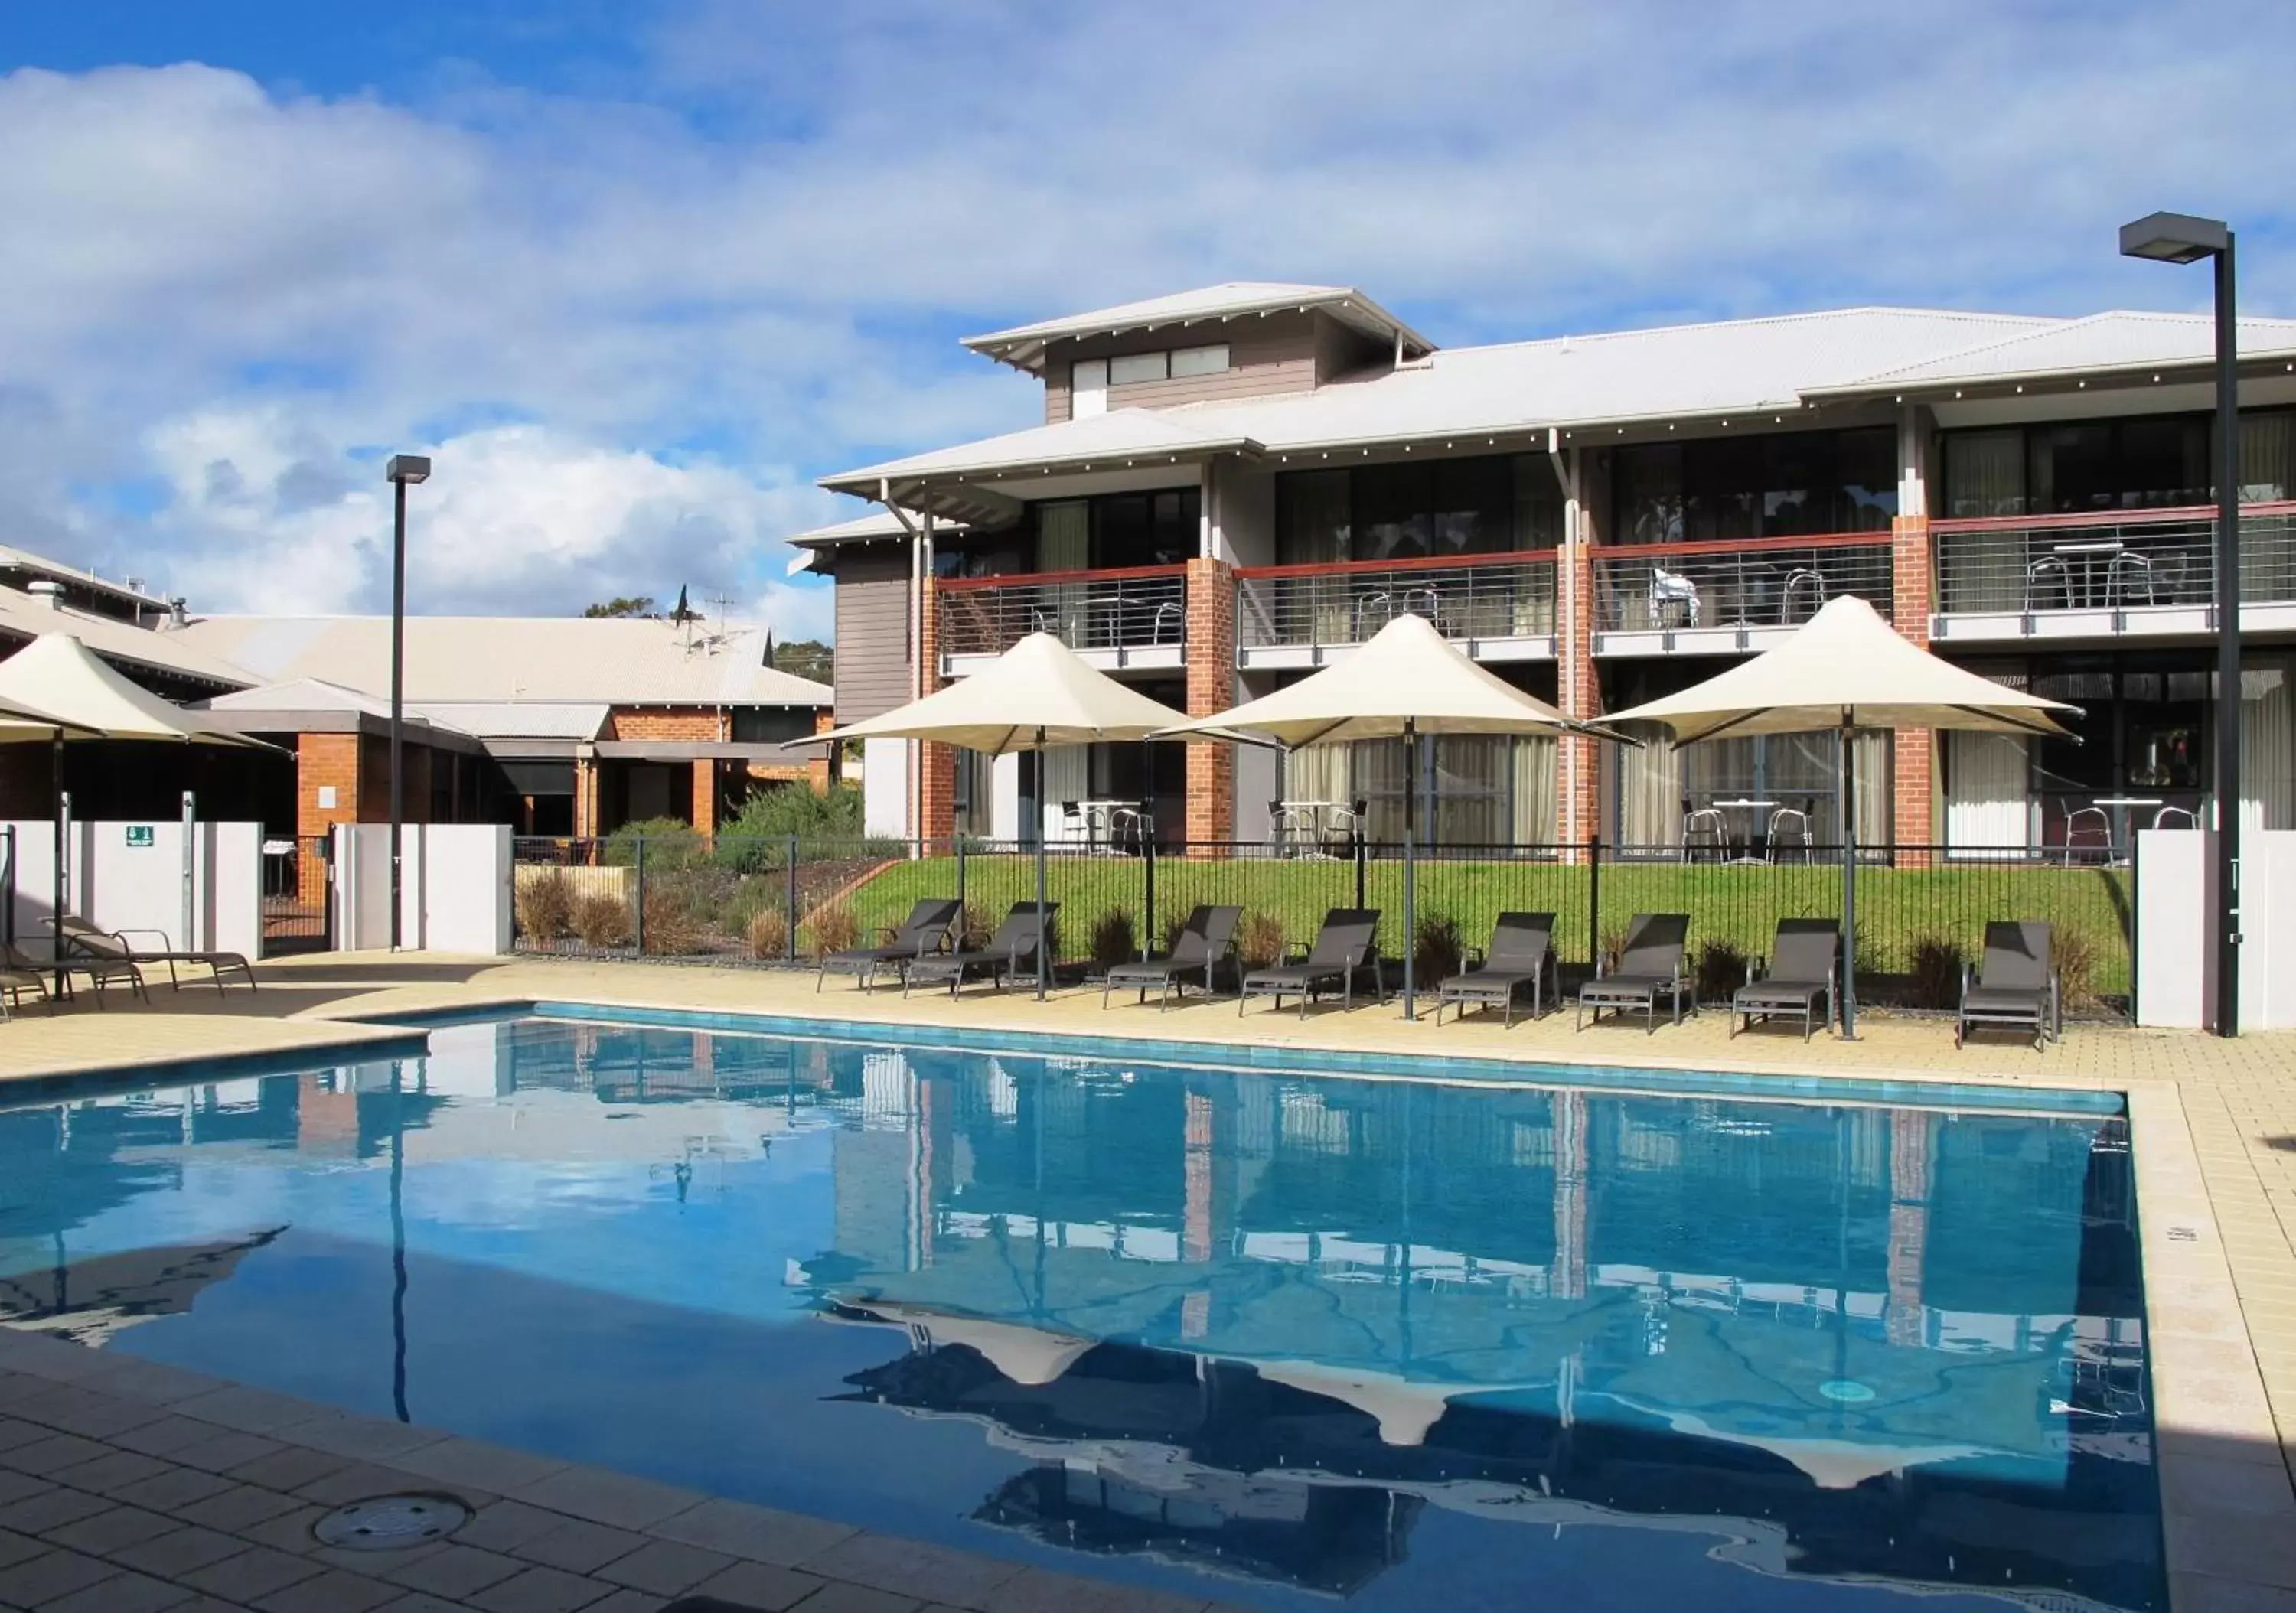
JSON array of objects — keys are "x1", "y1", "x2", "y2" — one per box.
[
  {"x1": 1169, "y1": 344, "x2": 1230, "y2": 378},
  {"x1": 1612, "y1": 428, "x2": 1897, "y2": 543},
  {"x1": 1274, "y1": 453, "x2": 1563, "y2": 564},
  {"x1": 1071, "y1": 359, "x2": 1108, "y2": 419},
  {"x1": 1029, "y1": 488, "x2": 1199, "y2": 570},
  {"x1": 1939, "y1": 409, "x2": 2296, "y2": 517},
  {"x1": 732, "y1": 708, "x2": 817, "y2": 745},
  {"x1": 1110, "y1": 352, "x2": 1169, "y2": 385}
]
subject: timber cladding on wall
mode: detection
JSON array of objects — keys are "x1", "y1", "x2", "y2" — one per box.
[{"x1": 831, "y1": 544, "x2": 914, "y2": 725}]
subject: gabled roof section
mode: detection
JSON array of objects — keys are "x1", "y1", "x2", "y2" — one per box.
[
  {"x1": 1806, "y1": 309, "x2": 2296, "y2": 396},
  {"x1": 0, "y1": 544, "x2": 173, "y2": 613},
  {"x1": 823, "y1": 409, "x2": 1260, "y2": 514},
  {"x1": 206, "y1": 677, "x2": 393, "y2": 718},
  {"x1": 0, "y1": 584, "x2": 255, "y2": 690},
  {"x1": 964, "y1": 282, "x2": 1435, "y2": 373}
]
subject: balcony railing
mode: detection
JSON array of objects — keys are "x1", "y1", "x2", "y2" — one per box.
[
  {"x1": 1234, "y1": 551, "x2": 1558, "y2": 657},
  {"x1": 937, "y1": 565, "x2": 1188, "y2": 661},
  {"x1": 1932, "y1": 503, "x2": 2296, "y2": 621},
  {"x1": 1593, "y1": 532, "x2": 1894, "y2": 634}
]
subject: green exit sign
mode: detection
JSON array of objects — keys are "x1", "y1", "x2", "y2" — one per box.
[{"x1": 124, "y1": 826, "x2": 155, "y2": 848}]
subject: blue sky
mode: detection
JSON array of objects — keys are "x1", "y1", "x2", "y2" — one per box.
[{"x1": 3, "y1": 2, "x2": 2290, "y2": 637}]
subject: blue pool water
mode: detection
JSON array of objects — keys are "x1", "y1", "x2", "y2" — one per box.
[{"x1": 0, "y1": 1015, "x2": 2159, "y2": 1610}]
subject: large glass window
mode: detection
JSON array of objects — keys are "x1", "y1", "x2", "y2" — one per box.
[
  {"x1": 1940, "y1": 409, "x2": 2294, "y2": 517},
  {"x1": 1274, "y1": 454, "x2": 1564, "y2": 564},
  {"x1": 1026, "y1": 488, "x2": 1199, "y2": 570},
  {"x1": 1612, "y1": 427, "x2": 1897, "y2": 544}
]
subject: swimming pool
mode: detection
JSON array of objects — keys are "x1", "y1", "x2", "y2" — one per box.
[{"x1": 0, "y1": 1012, "x2": 2160, "y2": 1611}]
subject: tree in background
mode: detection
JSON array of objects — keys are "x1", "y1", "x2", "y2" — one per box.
[
  {"x1": 771, "y1": 638, "x2": 833, "y2": 683},
  {"x1": 583, "y1": 595, "x2": 656, "y2": 618}
]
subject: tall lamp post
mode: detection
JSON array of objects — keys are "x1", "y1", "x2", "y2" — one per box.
[
  {"x1": 2119, "y1": 212, "x2": 2240, "y2": 1036},
  {"x1": 383, "y1": 455, "x2": 431, "y2": 951}
]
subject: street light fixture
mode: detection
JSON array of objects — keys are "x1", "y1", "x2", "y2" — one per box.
[
  {"x1": 2119, "y1": 211, "x2": 2240, "y2": 1035},
  {"x1": 383, "y1": 454, "x2": 431, "y2": 952}
]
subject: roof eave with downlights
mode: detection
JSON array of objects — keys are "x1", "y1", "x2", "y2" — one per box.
[
  {"x1": 1800, "y1": 347, "x2": 2296, "y2": 407},
  {"x1": 960, "y1": 292, "x2": 1437, "y2": 376}
]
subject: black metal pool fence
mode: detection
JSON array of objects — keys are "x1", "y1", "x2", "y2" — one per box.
[{"x1": 509, "y1": 833, "x2": 2138, "y2": 1018}]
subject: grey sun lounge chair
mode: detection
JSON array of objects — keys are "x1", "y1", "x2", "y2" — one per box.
[
  {"x1": 817, "y1": 898, "x2": 961, "y2": 991},
  {"x1": 1239, "y1": 908, "x2": 1383, "y2": 1018},
  {"x1": 8, "y1": 937, "x2": 145, "y2": 1007},
  {"x1": 1, "y1": 948, "x2": 53, "y2": 1019},
  {"x1": 51, "y1": 914, "x2": 250, "y2": 995},
  {"x1": 1956, "y1": 921, "x2": 2061, "y2": 1051},
  {"x1": 1575, "y1": 912, "x2": 1691, "y2": 1034},
  {"x1": 1102, "y1": 904, "x2": 1242, "y2": 1009},
  {"x1": 904, "y1": 901, "x2": 1056, "y2": 998},
  {"x1": 1435, "y1": 911, "x2": 1557, "y2": 1026},
  {"x1": 1731, "y1": 917, "x2": 1839, "y2": 1041}
]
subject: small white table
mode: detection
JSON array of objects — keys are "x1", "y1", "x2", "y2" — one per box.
[
  {"x1": 1707, "y1": 798, "x2": 1779, "y2": 861},
  {"x1": 1274, "y1": 800, "x2": 1357, "y2": 856},
  {"x1": 2050, "y1": 539, "x2": 2127, "y2": 608}
]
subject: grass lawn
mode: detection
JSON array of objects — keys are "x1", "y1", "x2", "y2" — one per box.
[{"x1": 819, "y1": 851, "x2": 2134, "y2": 1001}]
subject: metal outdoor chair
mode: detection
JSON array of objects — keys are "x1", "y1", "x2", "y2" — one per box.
[
  {"x1": 1764, "y1": 807, "x2": 1813, "y2": 862},
  {"x1": 2058, "y1": 805, "x2": 2111, "y2": 865},
  {"x1": 2024, "y1": 556, "x2": 2073, "y2": 611},
  {"x1": 2108, "y1": 551, "x2": 2157, "y2": 606},
  {"x1": 1779, "y1": 567, "x2": 1826, "y2": 623},
  {"x1": 2151, "y1": 805, "x2": 2198, "y2": 830},
  {"x1": 1681, "y1": 808, "x2": 1727, "y2": 862}
]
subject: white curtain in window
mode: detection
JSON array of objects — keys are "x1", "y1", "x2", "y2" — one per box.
[
  {"x1": 1852, "y1": 732, "x2": 1892, "y2": 847},
  {"x1": 1283, "y1": 743, "x2": 1349, "y2": 808},
  {"x1": 1942, "y1": 432, "x2": 2027, "y2": 613},
  {"x1": 1040, "y1": 745, "x2": 1089, "y2": 842},
  {"x1": 1512, "y1": 735, "x2": 1557, "y2": 846},
  {"x1": 1037, "y1": 502, "x2": 1091, "y2": 645},
  {"x1": 1945, "y1": 732, "x2": 2031, "y2": 852},
  {"x1": 2242, "y1": 657, "x2": 2294, "y2": 832},
  {"x1": 2242, "y1": 412, "x2": 2295, "y2": 503},
  {"x1": 1616, "y1": 729, "x2": 1682, "y2": 846}
]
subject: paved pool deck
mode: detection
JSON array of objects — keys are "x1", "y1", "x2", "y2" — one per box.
[{"x1": 4, "y1": 950, "x2": 2295, "y2": 1611}]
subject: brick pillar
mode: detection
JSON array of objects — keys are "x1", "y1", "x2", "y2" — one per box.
[
  {"x1": 808, "y1": 709, "x2": 834, "y2": 795},
  {"x1": 1557, "y1": 528, "x2": 1603, "y2": 856},
  {"x1": 691, "y1": 760, "x2": 717, "y2": 834},
  {"x1": 915, "y1": 576, "x2": 957, "y2": 843},
  {"x1": 572, "y1": 751, "x2": 600, "y2": 839},
  {"x1": 295, "y1": 732, "x2": 362, "y2": 909},
  {"x1": 1891, "y1": 513, "x2": 1937, "y2": 859},
  {"x1": 1184, "y1": 557, "x2": 1237, "y2": 846}
]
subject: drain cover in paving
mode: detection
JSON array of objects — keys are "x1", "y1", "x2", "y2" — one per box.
[{"x1": 311, "y1": 1494, "x2": 471, "y2": 1550}]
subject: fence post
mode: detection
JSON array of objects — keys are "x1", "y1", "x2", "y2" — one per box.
[
  {"x1": 1142, "y1": 835, "x2": 1156, "y2": 960},
  {"x1": 957, "y1": 836, "x2": 967, "y2": 911},
  {"x1": 2127, "y1": 831, "x2": 2141, "y2": 1025},
  {"x1": 633, "y1": 837, "x2": 646, "y2": 956},
  {"x1": 1587, "y1": 835, "x2": 1601, "y2": 973},
  {"x1": 1355, "y1": 834, "x2": 1368, "y2": 911},
  {"x1": 785, "y1": 834, "x2": 800, "y2": 962}
]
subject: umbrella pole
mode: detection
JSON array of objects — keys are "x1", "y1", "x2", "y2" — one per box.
[
  {"x1": 1035, "y1": 727, "x2": 1049, "y2": 1001},
  {"x1": 50, "y1": 733, "x2": 63, "y2": 999},
  {"x1": 1839, "y1": 721, "x2": 1858, "y2": 1040},
  {"x1": 1403, "y1": 719, "x2": 1417, "y2": 1022}
]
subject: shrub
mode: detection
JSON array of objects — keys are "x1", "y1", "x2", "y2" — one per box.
[
  {"x1": 803, "y1": 906, "x2": 859, "y2": 961},
  {"x1": 1596, "y1": 924, "x2": 1629, "y2": 973},
  {"x1": 1089, "y1": 908, "x2": 1137, "y2": 969},
  {"x1": 747, "y1": 906, "x2": 790, "y2": 960},
  {"x1": 1413, "y1": 913, "x2": 1464, "y2": 986},
  {"x1": 960, "y1": 901, "x2": 997, "y2": 951},
  {"x1": 641, "y1": 887, "x2": 708, "y2": 956},
  {"x1": 717, "y1": 782, "x2": 869, "y2": 872},
  {"x1": 1161, "y1": 909, "x2": 1192, "y2": 954},
  {"x1": 1239, "y1": 911, "x2": 1285, "y2": 971},
  {"x1": 1908, "y1": 936, "x2": 1965, "y2": 1010},
  {"x1": 572, "y1": 891, "x2": 634, "y2": 949},
  {"x1": 515, "y1": 871, "x2": 575, "y2": 942},
  {"x1": 2055, "y1": 926, "x2": 2099, "y2": 1010},
  {"x1": 603, "y1": 816, "x2": 704, "y2": 870},
  {"x1": 1694, "y1": 938, "x2": 1750, "y2": 1005}
]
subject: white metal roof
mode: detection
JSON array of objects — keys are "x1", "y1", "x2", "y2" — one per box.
[
  {"x1": 825, "y1": 306, "x2": 2052, "y2": 494},
  {"x1": 0, "y1": 585, "x2": 255, "y2": 689},
  {"x1": 205, "y1": 677, "x2": 394, "y2": 718},
  {"x1": 1810, "y1": 309, "x2": 2296, "y2": 393},
  {"x1": 0, "y1": 545, "x2": 173, "y2": 611},
  {"x1": 962, "y1": 282, "x2": 1435, "y2": 373},
  {"x1": 409, "y1": 701, "x2": 612, "y2": 740},
  {"x1": 170, "y1": 614, "x2": 830, "y2": 708}
]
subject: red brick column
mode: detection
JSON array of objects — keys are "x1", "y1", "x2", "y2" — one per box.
[
  {"x1": 915, "y1": 576, "x2": 957, "y2": 843},
  {"x1": 1891, "y1": 513, "x2": 1937, "y2": 859},
  {"x1": 1184, "y1": 557, "x2": 1236, "y2": 846},
  {"x1": 1557, "y1": 535, "x2": 1603, "y2": 856},
  {"x1": 691, "y1": 760, "x2": 718, "y2": 834},
  {"x1": 572, "y1": 751, "x2": 600, "y2": 839},
  {"x1": 295, "y1": 732, "x2": 362, "y2": 908},
  {"x1": 809, "y1": 709, "x2": 834, "y2": 794}
]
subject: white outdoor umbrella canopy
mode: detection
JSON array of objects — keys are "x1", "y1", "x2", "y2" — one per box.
[
  {"x1": 1603, "y1": 595, "x2": 2079, "y2": 1037},
  {"x1": 809, "y1": 631, "x2": 1190, "y2": 754},
  {"x1": 1153, "y1": 612, "x2": 1581, "y2": 747},
  {"x1": 791, "y1": 632, "x2": 1194, "y2": 998}
]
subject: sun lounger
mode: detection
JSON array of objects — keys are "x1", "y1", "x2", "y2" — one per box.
[
  {"x1": 1102, "y1": 905, "x2": 1242, "y2": 1009},
  {"x1": 1956, "y1": 921, "x2": 2060, "y2": 1050},
  {"x1": 6, "y1": 938, "x2": 144, "y2": 1008},
  {"x1": 817, "y1": 898, "x2": 960, "y2": 991},
  {"x1": 1575, "y1": 912, "x2": 1691, "y2": 1034},
  {"x1": 1, "y1": 950, "x2": 53, "y2": 1019},
  {"x1": 50, "y1": 915, "x2": 251, "y2": 995},
  {"x1": 904, "y1": 902, "x2": 1056, "y2": 997},
  {"x1": 1239, "y1": 908, "x2": 1383, "y2": 1018},
  {"x1": 1435, "y1": 911, "x2": 1557, "y2": 1026},
  {"x1": 1731, "y1": 917, "x2": 1838, "y2": 1040}
]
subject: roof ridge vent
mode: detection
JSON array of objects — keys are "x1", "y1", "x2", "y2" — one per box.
[{"x1": 26, "y1": 579, "x2": 64, "y2": 610}]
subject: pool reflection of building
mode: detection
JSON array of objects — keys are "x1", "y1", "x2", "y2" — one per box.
[{"x1": 795, "y1": 1051, "x2": 2154, "y2": 1610}]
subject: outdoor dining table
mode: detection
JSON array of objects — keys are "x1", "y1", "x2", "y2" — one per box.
[
  {"x1": 2050, "y1": 539, "x2": 2128, "y2": 608},
  {"x1": 1074, "y1": 798, "x2": 1146, "y2": 852},
  {"x1": 1708, "y1": 797, "x2": 1779, "y2": 862},
  {"x1": 2087, "y1": 796, "x2": 2164, "y2": 864},
  {"x1": 1273, "y1": 800, "x2": 1358, "y2": 857}
]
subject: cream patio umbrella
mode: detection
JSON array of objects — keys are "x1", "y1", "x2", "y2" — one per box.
[
  {"x1": 0, "y1": 634, "x2": 269, "y2": 991},
  {"x1": 1604, "y1": 595, "x2": 2077, "y2": 1036},
  {"x1": 1154, "y1": 612, "x2": 1612, "y2": 1018},
  {"x1": 790, "y1": 631, "x2": 1192, "y2": 997}
]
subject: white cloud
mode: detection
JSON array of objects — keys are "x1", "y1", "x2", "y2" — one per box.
[{"x1": 1, "y1": 2, "x2": 2291, "y2": 631}]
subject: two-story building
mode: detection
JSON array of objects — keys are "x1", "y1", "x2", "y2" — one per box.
[{"x1": 793, "y1": 282, "x2": 2296, "y2": 857}]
